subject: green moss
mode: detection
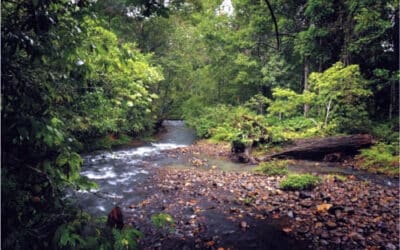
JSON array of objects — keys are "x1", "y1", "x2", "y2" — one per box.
[
  {"x1": 280, "y1": 174, "x2": 321, "y2": 190},
  {"x1": 254, "y1": 160, "x2": 289, "y2": 176}
]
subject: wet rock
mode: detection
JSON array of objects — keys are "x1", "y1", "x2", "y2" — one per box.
[
  {"x1": 299, "y1": 191, "x2": 312, "y2": 199},
  {"x1": 314, "y1": 222, "x2": 323, "y2": 228},
  {"x1": 385, "y1": 243, "x2": 397, "y2": 250},
  {"x1": 328, "y1": 205, "x2": 344, "y2": 213},
  {"x1": 239, "y1": 221, "x2": 249, "y2": 229},
  {"x1": 175, "y1": 232, "x2": 185, "y2": 238},
  {"x1": 332, "y1": 237, "x2": 341, "y2": 245},
  {"x1": 334, "y1": 210, "x2": 343, "y2": 220},
  {"x1": 344, "y1": 207, "x2": 355, "y2": 215},
  {"x1": 325, "y1": 221, "x2": 337, "y2": 230},
  {"x1": 297, "y1": 226, "x2": 309, "y2": 234},
  {"x1": 378, "y1": 222, "x2": 389, "y2": 233},
  {"x1": 349, "y1": 232, "x2": 364, "y2": 242},
  {"x1": 116, "y1": 150, "x2": 400, "y2": 250},
  {"x1": 320, "y1": 231, "x2": 329, "y2": 239},
  {"x1": 322, "y1": 196, "x2": 331, "y2": 202},
  {"x1": 320, "y1": 239, "x2": 329, "y2": 246},
  {"x1": 300, "y1": 200, "x2": 313, "y2": 208},
  {"x1": 317, "y1": 203, "x2": 333, "y2": 213}
]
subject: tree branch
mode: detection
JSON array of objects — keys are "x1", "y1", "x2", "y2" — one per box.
[{"x1": 263, "y1": 0, "x2": 280, "y2": 50}]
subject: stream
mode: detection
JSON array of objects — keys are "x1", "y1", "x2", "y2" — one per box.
[
  {"x1": 71, "y1": 120, "x2": 397, "y2": 249},
  {"x1": 73, "y1": 120, "x2": 395, "y2": 216},
  {"x1": 73, "y1": 120, "x2": 196, "y2": 216}
]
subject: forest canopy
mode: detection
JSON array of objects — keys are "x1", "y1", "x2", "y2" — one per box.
[{"x1": 1, "y1": 0, "x2": 398, "y2": 249}]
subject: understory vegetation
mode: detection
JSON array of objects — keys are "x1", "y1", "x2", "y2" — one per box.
[
  {"x1": 52, "y1": 213, "x2": 143, "y2": 250},
  {"x1": 254, "y1": 160, "x2": 289, "y2": 176}
]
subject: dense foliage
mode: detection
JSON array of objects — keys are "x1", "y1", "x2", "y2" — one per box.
[
  {"x1": 2, "y1": 0, "x2": 163, "y2": 249},
  {"x1": 158, "y1": 0, "x2": 399, "y2": 175},
  {"x1": 2, "y1": 0, "x2": 399, "y2": 249}
]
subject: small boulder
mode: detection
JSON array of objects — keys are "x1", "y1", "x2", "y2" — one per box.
[{"x1": 325, "y1": 221, "x2": 337, "y2": 230}]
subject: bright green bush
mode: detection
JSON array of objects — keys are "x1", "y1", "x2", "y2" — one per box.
[
  {"x1": 309, "y1": 62, "x2": 372, "y2": 133},
  {"x1": 267, "y1": 88, "x2": 308, "y2": 119},
  {"x1": 183, "y1": 104, "x2": 233, "y2": 138},
  {"x1": 264, "y1": 116, "x2": 322, "y2": 144},
  {"x1": 280, "y1": 174, "x2": 321, "y2": 190},
  {"x1": 184, "y1": 104, "x2": 273, "y2": 153},
  {"x1": 254, "y1": 160, "x2": 289, "y2": 176}
]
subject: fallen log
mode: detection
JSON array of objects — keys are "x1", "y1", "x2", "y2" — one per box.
[{"x1": 264, "y1": 134, "x2": 373, "y2": 161}]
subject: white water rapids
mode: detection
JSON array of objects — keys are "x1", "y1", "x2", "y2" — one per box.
[{"x1": 70, "y1": 120, "x2": 196, "y2": 216}]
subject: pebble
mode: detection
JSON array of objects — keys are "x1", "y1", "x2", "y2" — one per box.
[
  {"x1": 299, "y1": 191, "x2": 311, "y2": 199},
  {"x1": 240, "y1": 221, "x2": 248, "y2": 229},
  {"x1": 128, "y1": 144, "x2": 400, "y2": 250},
  {"x1": 349, "y1": 232, "x2": 364, "y2": 241},
  {"x1": 326, "y1": 221, "x2": 337, "y2": 230},
  {"x1": 386, "y1": 243, "x2": 397, "y2": 250},
  {"x1": 300, "y1": 200, "x2": 313, "y2": 208},
  {"x1": 344, "y1": 207, "x2": 355, "y2": 215}
]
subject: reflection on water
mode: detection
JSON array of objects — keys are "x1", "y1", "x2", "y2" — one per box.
[{"x1": 72, "y1": 120, "x2": 196, "y2": 216}]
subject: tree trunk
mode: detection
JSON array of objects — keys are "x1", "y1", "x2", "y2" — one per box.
[
  {"x1": 263, "y1": 134, "x2": 373, "y2": 161},
  {"x1": 389, "y1": 81, "x2": 394, "y2": 120},
  {"x1": 230, "y1": 140, "x2": 257, "y2": 164},
  {"x1": 324, "y1": 97, "x2": 333, "y2": 127},
  {"x1": 303, "y1": 57, "x2": 310, "y2": 117}
]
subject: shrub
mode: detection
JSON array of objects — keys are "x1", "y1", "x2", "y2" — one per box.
[
  {"x1": 280, "y1": 174, "x2": 321, "y2": 190},
  {"x1": 183, "y1": 104, "x2": 270, "y2": 145},
  {"x1": 355, "y1": 142, "x2": 399, "y2": 177},
  {"x1": 309, "y1": 62, "x2": 372, "y2": 133},
  {"x1": 371, "y1": 120, "x2": 398, "y2": 144},
  {"x1": 183, "y1": 104, "x2": 233, "y2": 138},
  {"x1": 254, "y1": 160, "x2": 289, "y2": 176},
  {"x1": 52, "y1": 213, "x2": 143, "y2": 250},
  {"x1": 151, "y1": 213, "x2": 175, "y2": 232}
]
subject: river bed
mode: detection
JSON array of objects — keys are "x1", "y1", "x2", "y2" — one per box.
[
  {"x1": 73, "y1": 120, "x2": 196, "y2": 216},
  {"x1": 70, "y1": 120, "x2": 398, "y2": 249},
  {"x1": 73, "y1": 120, "x2": 396, "y2": 215}
]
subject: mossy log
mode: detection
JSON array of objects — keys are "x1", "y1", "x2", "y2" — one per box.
[{"x1": 265, "y1": 134, "x2": 373, "y2": 161}]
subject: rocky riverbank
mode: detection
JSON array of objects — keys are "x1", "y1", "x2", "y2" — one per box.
[{"x1": 123, "y1": 141, "x2": 399, "y2": 249}]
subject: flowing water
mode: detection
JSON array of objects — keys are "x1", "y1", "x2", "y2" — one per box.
[
  {"x1": 72, "y1": 120, "x2": 196, "y2": 216},
  {"x1": 70, "y1": 120, "x2": 398, "y2": 249},
  {"x1": 72, "y1": 120, "x2": 396, "y2": 216}
]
